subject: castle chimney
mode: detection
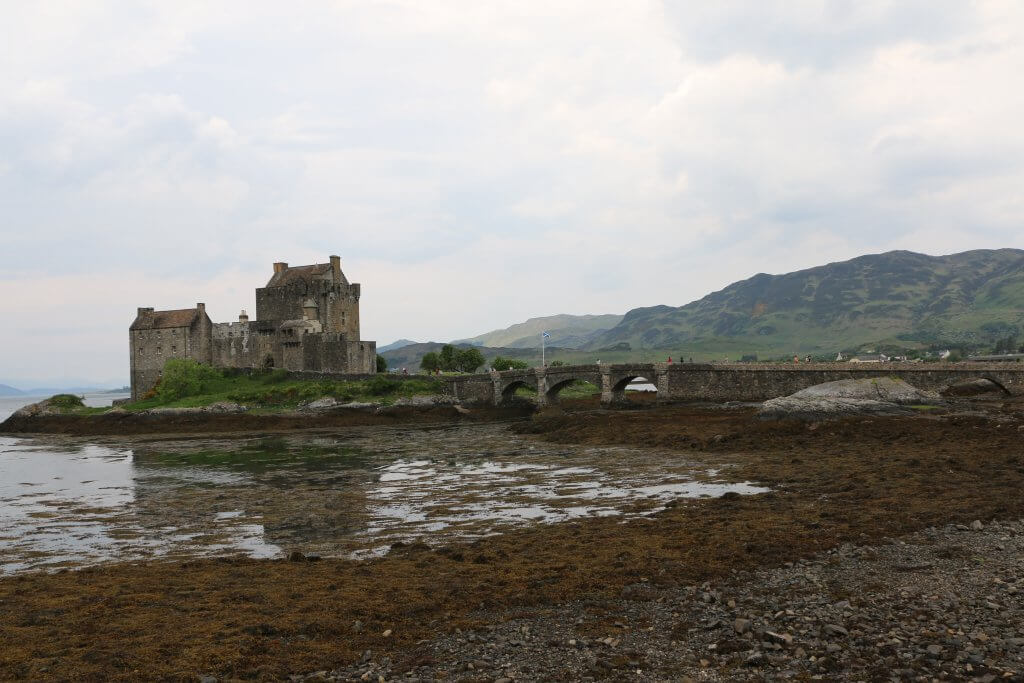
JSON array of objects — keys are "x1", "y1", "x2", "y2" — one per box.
[
  {"x1": 273, "y1": 262, "x2": 288, "y2": 274},
  {"x1": 239, "y1": 309, "x2": 249, "y2": 323},
  {"x1": 330, "y1": 255, "x2": 341, "y2": 283},
  {"x1": 137, "y1": 307, "x2": 154, "y2": 316},
  {"x1": 197, "y1": 303, "x2": 206, "y2": 316}
]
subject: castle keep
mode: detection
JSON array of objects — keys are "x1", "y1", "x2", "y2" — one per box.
[{"x1": 129, "y1": 255, "x2": 375, "y2": 400}]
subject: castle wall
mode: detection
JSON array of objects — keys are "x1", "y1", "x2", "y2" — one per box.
[
  {"x1": 211, "y1": 321, "x2": 278, "y2": 370},
  {"x1": 323, "y1": 283, "x2": 361, "y2": 338},
  {"x1": 129, "y1": 318, "x2": 205, "y2": 401},
  {"x1": 255, "y1": 280, "x2": 361, "y2": 337},
  {"x1": 299, "y1": 334, "x2": 375, "y2": 373}
]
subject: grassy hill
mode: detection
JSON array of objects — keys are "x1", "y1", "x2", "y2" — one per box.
[
  {"x1": 585, "y1": 249, "x2": 1024, "y2": 358},
  {"x1": 454, "y1": 314, "x2": 622, "y2": 349},
  {"x1": 380, "y1": 341, "x2": 673, "y2": 373}
]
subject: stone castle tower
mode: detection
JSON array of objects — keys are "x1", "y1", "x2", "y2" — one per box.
[{"x1": 129, "y1": 255, "x2": 376, "y2": 400}]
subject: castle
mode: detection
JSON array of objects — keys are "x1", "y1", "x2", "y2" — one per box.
[{"x1": 129, "y1": 255, "x2": 376, "y2": 400}]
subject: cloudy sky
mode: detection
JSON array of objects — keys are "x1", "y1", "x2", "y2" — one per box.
[{"x1": 2, "y1": 1, "x2": 1023, "y2": 386}]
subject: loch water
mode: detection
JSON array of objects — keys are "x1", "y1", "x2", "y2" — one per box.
[{"x1": 0, "y1": 399, "x2": 767, "y2": 574}]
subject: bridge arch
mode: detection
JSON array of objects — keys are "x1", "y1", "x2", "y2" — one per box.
[
  {"x1": 609, "y1": 374, "x2": 657, "y2": 404},
  {"x1": 981, "y1": 376, "x2": 1013, "y2": 395},
  {"x1": 499, "y1": 378, "x2": 537, "y2": 404},
  {"x1": 545, "y1": 376, "x2": 601, "y2": 403},
  {"x1": 941, "y1": 375, "x2": 1013, "y2": 397}
]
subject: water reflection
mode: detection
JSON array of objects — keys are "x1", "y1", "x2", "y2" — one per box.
[{"x1": 0, "y1": 424, "x2": 768, "y2": 573}]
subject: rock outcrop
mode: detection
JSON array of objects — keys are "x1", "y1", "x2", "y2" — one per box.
[{"x1": 758, "y1": 378, "x2": 940, "y2": 421}]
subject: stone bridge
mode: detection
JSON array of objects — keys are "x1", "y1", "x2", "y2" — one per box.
[{"x1": 441, "y1": 362, "x2": 1024, "y2": 406}]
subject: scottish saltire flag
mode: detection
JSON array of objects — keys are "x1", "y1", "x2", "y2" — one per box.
[{"x1": 542, "y1": 331, "x2": 550, "y2": 338}]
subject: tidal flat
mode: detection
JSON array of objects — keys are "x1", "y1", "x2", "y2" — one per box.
[
  {"x1": 0, "y1": 423, "x2": 763, "y2": 573},
  {"x1": 1, "y1": 400, "x2": 1023, "y2": 680}
]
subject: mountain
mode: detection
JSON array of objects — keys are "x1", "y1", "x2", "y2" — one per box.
[
  {"x1": 0, "y1": 384, "x2": 25, "y2": 397},
  {"x1": 585, "y1": 249, "x2": 1024, "y2": 356},
  {"x1": 455, "y1": 314, "x2": 623, "y2": 349},
  {"x1": 377, "y1": 339, "x2": 419, "y2": 353}
]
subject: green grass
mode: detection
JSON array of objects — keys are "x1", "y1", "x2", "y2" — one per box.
[{"x1": 117, "y1": 370, "x2": 444, "y2": 412}]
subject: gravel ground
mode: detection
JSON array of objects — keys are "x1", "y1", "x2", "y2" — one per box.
[{"x1": 299, "y1": 518, "x2": 1024, "y2": 682}]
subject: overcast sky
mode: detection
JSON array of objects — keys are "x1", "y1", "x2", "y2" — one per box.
[{"x1": 2, "y1": 1, "x2": 1023, "y2": 386}]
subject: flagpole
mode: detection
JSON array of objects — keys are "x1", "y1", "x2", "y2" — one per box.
[{"x1": 541, "y1": 332, "x2": 545, "y2": 367}]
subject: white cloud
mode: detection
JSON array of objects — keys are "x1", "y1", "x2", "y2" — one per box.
[{"x1": 1, "y1": 1, "x2": 1023, "y2": 384}]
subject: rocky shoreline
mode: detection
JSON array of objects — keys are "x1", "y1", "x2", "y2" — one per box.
[{"x1": 297, "y1": 519, "x2": 1024, "y2": 682}]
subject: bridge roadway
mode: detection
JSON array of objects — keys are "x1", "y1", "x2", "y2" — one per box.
[{"x1": 441, "y1": 362, "x2": 1024, "y2": 406}]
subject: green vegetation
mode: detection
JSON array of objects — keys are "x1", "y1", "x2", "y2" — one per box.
[
  {"x1": 120, "y1": 362, "x2": 444, "y2": 411},
  {"x1": 491, "y1": 356, "x2": 529, "y2": 371},
  {"x1": 376, "y1": 354, "x2": 388, "y2": 373},
  {"x1": 41, "y1": 393, "x2": 111, "y2": 416},
  {"x1": 420, "y1": 345, "x2": 485, "y2": 373},
  {"x1": 48, "y1": 394, "x2": 85, "y2": 410},
  {"x1": 157, "y1": 358, "x2": 222, "y2": 400}
]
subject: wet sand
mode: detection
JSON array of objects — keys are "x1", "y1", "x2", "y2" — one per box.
[{"x1": 1, "y1": 400, "x2": 1023, "y2": 680}]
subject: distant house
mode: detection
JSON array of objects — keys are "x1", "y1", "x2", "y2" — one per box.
[
  {"x1": 835, "y1": 352, "x2": 845, "y2": 362},
  {"x1": 849, "y1": 353, "x2": 890, "y2": 363},
  {"x1": 939, "y1": 350, "x2": 952, "y2": 360}
]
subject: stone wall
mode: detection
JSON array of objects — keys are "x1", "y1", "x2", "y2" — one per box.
[
  {"x1": 444, "y1": 362, "x2": 1024, "y2": 406},
  {"x1": 661, "y1": 363, "x2": 1024, "y2": 401}
]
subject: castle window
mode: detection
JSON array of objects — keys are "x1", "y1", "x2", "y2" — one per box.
[
  {"x1": 171, "y1": 346, "x2": 177, "y2": 353},
  {"x1": 156, "y1": 346, "x2": 162, "y2": 355}
]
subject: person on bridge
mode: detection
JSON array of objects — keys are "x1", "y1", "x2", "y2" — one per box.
[{"x1": 667, "y1": 356, "x2": 673, "y2": 364}]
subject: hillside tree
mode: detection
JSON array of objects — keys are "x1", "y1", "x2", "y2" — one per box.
[
  {"x1": 420, "y1": 352, "x2": 441, "y2": 373},
  {"x1": 457, "y1": 347, "x2": 485, "y2": 373}
]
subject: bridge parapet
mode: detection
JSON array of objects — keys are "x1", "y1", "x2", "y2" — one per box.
[{"x1": 440, "y1": 361, "x2": 1024, "y2": 406}]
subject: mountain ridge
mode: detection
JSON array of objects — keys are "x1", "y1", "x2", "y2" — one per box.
[
  {"x1": 454, "y1": 313, "x2": 622, "y2": 349},
  {"x1": 585, "y1": 248, "x2": 1024, "y2": 355}
]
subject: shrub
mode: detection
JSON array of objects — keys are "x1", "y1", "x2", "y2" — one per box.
[
  {"x1": 492, "y1": 356, "x2": 529, "y2": 371},
  {"x1": 49, "y1": 394, "x2": 84, "y2": 409},
  {"x1": 157, "y1": 359, "x2": 221, "y2": 400},
  {"x1": 376, "y1": 354, "x2": 388, "y2": 373},
  {"x1": 367, "y1": 375, "x2": 401, "y2": 396},
  {"x1": 260, "y1": 369, "x2": 290, "y2": 384}
]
